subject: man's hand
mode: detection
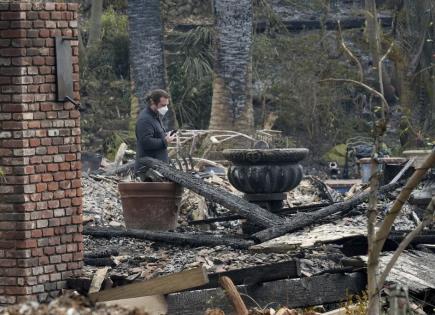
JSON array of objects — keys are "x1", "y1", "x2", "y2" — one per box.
[{"x1": 165, "y1": 133, "x2": 176, "y2": 144}]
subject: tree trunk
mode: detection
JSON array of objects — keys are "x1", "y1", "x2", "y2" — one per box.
[
  {"x1": 364, "y1": 0, "x2": 395, "y2": 102},
  {"x1": 208, "y1": 0, "x2": 254, "y2": 132},
  {"x1": 365, "y1": 0, "x2": 380, "y2": 67},
  {"x1": 127, "y1": 0, "x2": 176, "y2": 130},
  {"x1": 365, "y1": 2, "x2": 382, "y2": 313},
  {"x1": 390, "y1": 0, "x2": 434, "y2": 147},
  {"x1": 87, "y1": 0, "x2": 103, "y2": 48}
]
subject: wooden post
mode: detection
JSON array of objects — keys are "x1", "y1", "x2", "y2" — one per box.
[{"x1": 219, "y1": 276, "x2": 248, "y2": 315}]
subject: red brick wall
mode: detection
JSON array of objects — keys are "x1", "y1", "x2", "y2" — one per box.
[{"x1": 0, "y1": 2, "x2": 82, "y2": 304}]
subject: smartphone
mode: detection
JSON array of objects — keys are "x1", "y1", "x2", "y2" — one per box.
[{"x1": 169, "y1": 129, "x2": 178, "y2": 136}]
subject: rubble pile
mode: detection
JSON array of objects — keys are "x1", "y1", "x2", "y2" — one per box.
[
  {"x1": 0, "y1": 294, "x2": 146, "y2": 315},
  {"x1": 205, "y1": 307, "x2": 324, "y2": 315},
  {"x1": 81, "y1": 172, "x2": 347, "y2": 283},
  {"x1": 81, "y1": 170, "x2": 420, "y2": 281},
  {"x1": 83, "y1": 235, "x2": 341, "y2": 281},
  {"x1": 82, "y1": 174, "x2": 124, "y2": 227},
  {"x1": 76, "y1": 151, "x2": 435, "y2": 314},
  {"x1": 286, "y1": 179, "x2": 324, "y2": 206},
  {"x1": 82, "y1": 173, "x2": 243, "y2": 228}
]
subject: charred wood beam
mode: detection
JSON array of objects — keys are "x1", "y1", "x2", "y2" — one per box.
[
  {"x1": 188, "y1": 203, "x2": 330, "y2": 225},
  {"x1": 201, "y1": 260, "x2": 300, "y2": 289},
  {"x1": 340, "y1": 230, "x2": 435, "y2": 257},
  {"x1": 172, "y1": 16, "x2": 393, "y2": 33},
  {"x1": 83, "y1": 226, "x2": 254, "y2": 249},
  {"x1": 84, "y1": 257, "x2": 116, "y2": 267},
  {"x1": 167, "y1": 272, "x2": 367, "y2": 315},
  {"x1": 103, "y1": 161, "x2": 134, "y2": 176},
  {"x1": 189, "y1": 214, "x2": 243, "y2": 225},
  {"x1": 138, "y1": 157, "x2": 281, "y2": 228},
  {"x1": 253, "y1": 182, "x2": 401, "y2": 243},
  {"x1": 67, "y1": 277, "x2": 92, "y2": 294},
  {"x1": 388, "y1": 234, "x2": 435, "y2": 245},
  {"x1": 390, "y1": 230, "x2": 435, "y2": 236},
  {"x1": 84, "y1": 248, "x2": 119, "y2": 259},
  {"x1": 277, "y1": 202, "x2": 331, "y2": 214}
]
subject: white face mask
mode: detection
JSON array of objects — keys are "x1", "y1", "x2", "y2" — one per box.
[{"x1": 157, "y1": 106, "x2": 169, "y2": 116}]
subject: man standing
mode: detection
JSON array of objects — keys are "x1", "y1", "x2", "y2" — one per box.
[{"x1": 135, "y1": 89, "x2": 176, "y2": 174}]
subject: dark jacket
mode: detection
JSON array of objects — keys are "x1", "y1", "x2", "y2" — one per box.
[{"x1": 135, "y1": 107, "x2": 168, "y2": 172}]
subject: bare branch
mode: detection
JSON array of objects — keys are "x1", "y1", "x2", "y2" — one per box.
[
  {"x1": 374, "y1": 148, "x2": 435, "y2": 253},
  {"x1": 378, "y1": 42, "x2": 394, "y2": 97},
  {"x1": 320, "y1": 78, "x2": 389, "y2": 112},
  {"x1": 377, "y1": 197, "x2": 435, "y2": 289},
  {"x1": 337, "y1": 21, "x2": 364, "y2": 82},
  {"x1": 408, "y1": 30, "x2": 428, "y2": 76},
  {"x1": 412, "y1": 64, "x2": 435, "y2": 79}
]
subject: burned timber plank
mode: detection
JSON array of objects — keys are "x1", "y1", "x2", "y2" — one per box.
[
  {"x1": 188, "y1": 203, "x2": 329, "y2": 225},
  {"x1": 253, "y1": 182, "x2": 401, "y2": 243},
  {"x1": 201, "y1": 260, "x2": 300, "y2": 289},
  {"x1": 359, "y1": 250, "x2": 435, "y2": 294},
  {"x1": 89, "y1": 266, "x2": 209, "y2": 302},
  {"x1": 138, "y1": 157, "x2": 280, "y2": 228},
  {"x1": 83, "y1": 226, "x2": 255, "y2": 249},
  {"x1": 251, "y1": 219, "x2": 367, "y2": 253},
  {"x1": 84, "y1": 248, "x2": 119, "y2": 259},
  {"x1": 84, "y1": 257, "x2": 116, "y2": 267},
  {"x1": 104, "y1": 161, "x2": 134, "y2": 176},
  {"x1": 88, "y1": 267, "x2": 109, "y2": 294},
  {"x1": 166, "y1": 272, "x2": 366, "y2": 315}
]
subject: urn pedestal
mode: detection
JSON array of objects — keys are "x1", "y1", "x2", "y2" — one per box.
[{"x1": 223, "y1": 148, "x2": 309, "y2": 232}]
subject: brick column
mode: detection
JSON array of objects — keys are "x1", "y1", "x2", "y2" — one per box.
[{"x1": 0, "y1": 2, "x2": 82, "y2": 304}]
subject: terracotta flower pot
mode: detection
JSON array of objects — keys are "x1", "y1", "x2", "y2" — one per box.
[{"x1": 118, "y1": 182, "x2": 182, "y2": 231}]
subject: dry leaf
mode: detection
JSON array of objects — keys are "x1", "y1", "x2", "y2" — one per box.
[
  {"x1": 276, "y1": 308, "x2": 298, "y2": 315},
  {"x1": 204, "y1": 308, "x2": 225, "y2": 315}
]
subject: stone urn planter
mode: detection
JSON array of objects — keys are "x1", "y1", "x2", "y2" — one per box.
[{"x1": 223, "y1": 148, "x2": 309, "y2": 213}]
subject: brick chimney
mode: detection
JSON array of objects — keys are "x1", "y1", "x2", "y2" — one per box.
[{"x1": 0, "y1": 2, "x2": 83, "y2": 304}]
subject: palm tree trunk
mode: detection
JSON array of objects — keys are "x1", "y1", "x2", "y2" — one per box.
[
  {"x1": 127, "y1": 0, "x2": 176, "y2": 129},
  {"x1": 209, "y1": 0, "x2": 254, "y2": 132}
]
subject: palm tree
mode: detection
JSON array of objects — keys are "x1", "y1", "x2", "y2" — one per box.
[
  {"x1": 127, "y1": 0, "x2": 176, "y2": 129},
  {"x1": 167, "y1": 25, "x2": 214, "y2": 129},
  {"x1": 208, "y1": 0, "x2": 254, "y2": 131}
]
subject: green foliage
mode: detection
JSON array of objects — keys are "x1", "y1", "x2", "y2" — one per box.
[
  {"x1": 80, "y1": 7, "x2": 131, "y2": 154},
  {"x1": 0, "y1": 167, "x2": 5, "y2": 184},
  {"x1": 342, "y1": 290, "x2": 368, "y2": 314},
  {"x1": 252, "y1": 31, "x2": 371, "y2": 154},
  {"x1": 103, "y1": 0, "x2": 128, "y2": 12},
  {"x1": 167, "y1": 25, "x2": 214, "y2": 129},
  {"x1": 84, "y1": 7, "x2": 129, "y2": 79}
]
